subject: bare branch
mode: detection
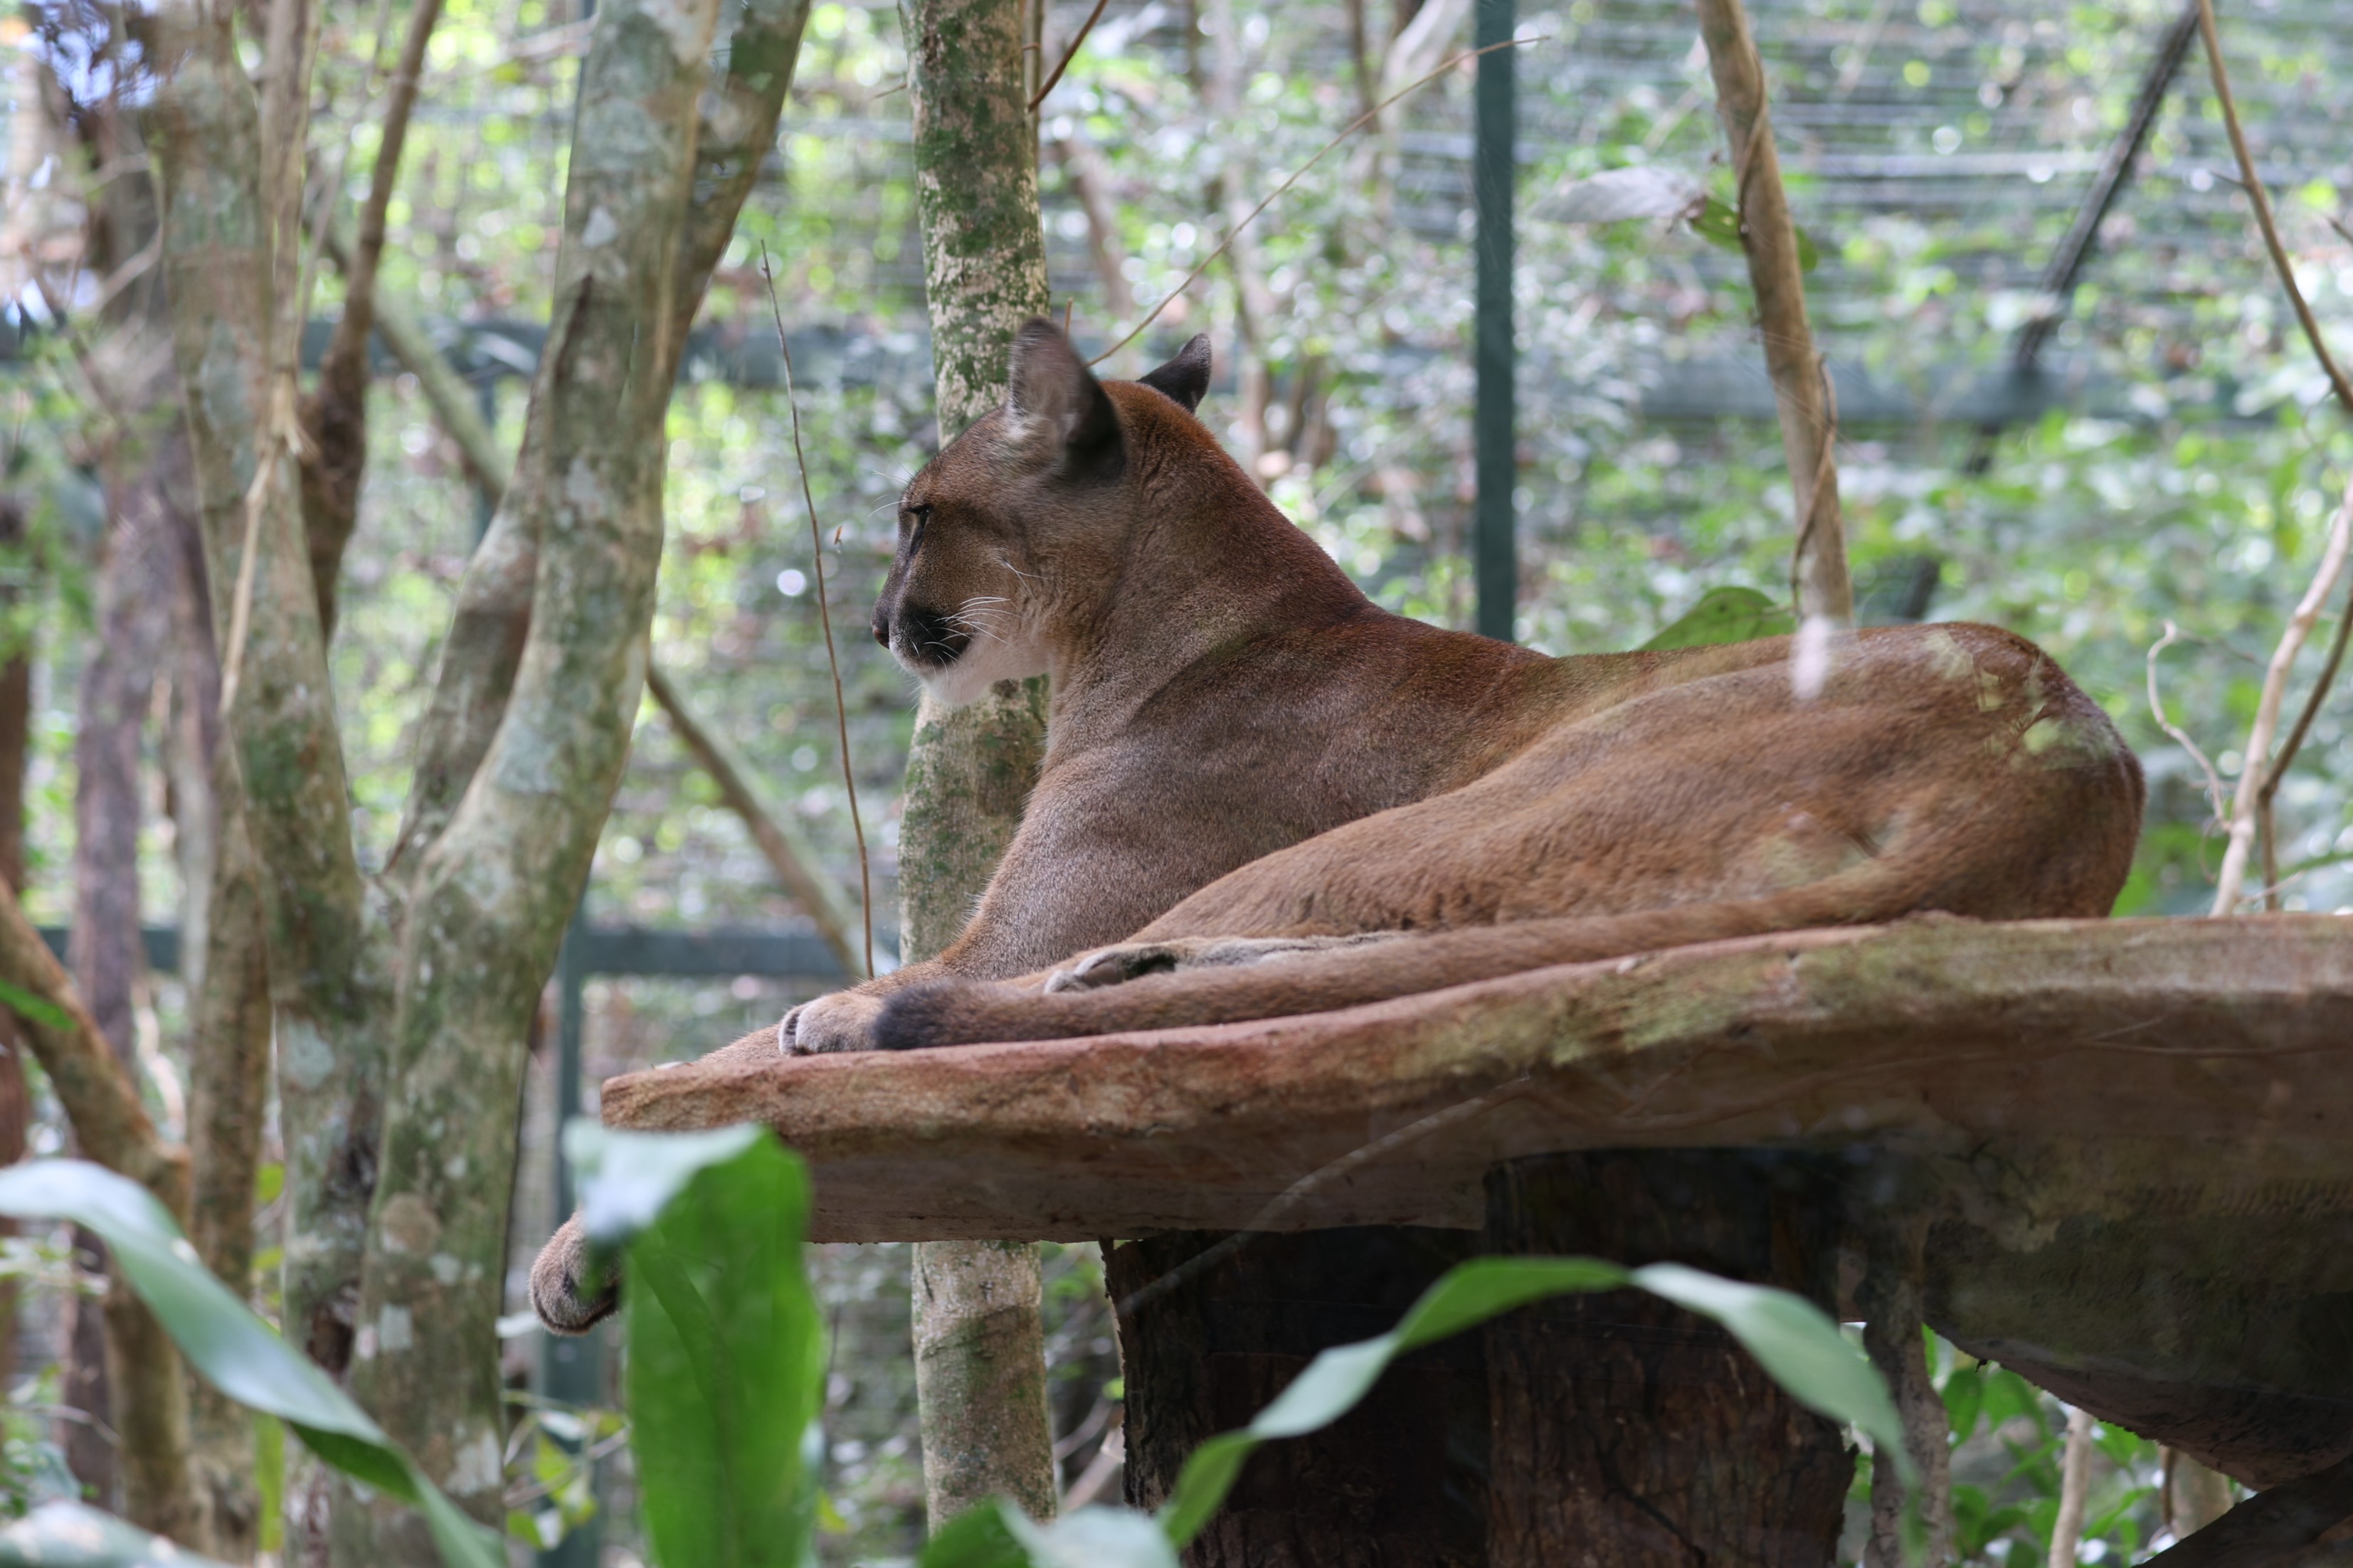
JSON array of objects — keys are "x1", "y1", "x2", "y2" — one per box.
[
  {"x1": 2048, "y1": 1404, "x2": 2097, "y2": 1568},
  {"x1": 1030, "y1": 0, "x2": 1110, "y2": 110},
  {"x1": 300, "y1": 0, "x2": 448, "y2": 637},
  {"x1": 1695, "y1": 0, "x2": 1853, "y2": 625},
  {"x1": 0, "y1": 882, "x2": 197, "y2": 1542},
  {"x1": 644, "y1": 662, "x2": 869, "y2": 979},
  {"x1": 758, "y1": 248, "x2": 872, "y2": 978},
  {"x1": 2146, "y1": 620, "x2": 2228, "y2": 823},
  {"x1": 2213, "y1": 473, "x2": 2353, "y2": 912},
  {"x1": 2195, "y1": 0, "x2": 2353, "y2": 419}
]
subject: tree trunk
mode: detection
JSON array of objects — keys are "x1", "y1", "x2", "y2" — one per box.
[
  {"x1": 65, "y1": 440, "x2": 180, "y2": 1515},
  {"x1": 333, "y1": 0, "x2": 823, "y2": 1546},
  {"x1": 1481, "y1": 1151, "x2": 1853, "y2": 1568},
  {"x1": 163, "y1": 506, "x2": 273, "y2": 1562},
  {"x1": 147, "y1": 0, "x2": 393, "y2": 1391},
  {"x1": 897, "y1": 0, "x2": 1059, "y2": 1531},
  {"x1": 0, "y1": 497, "x2": 32, "y2": 1444}
]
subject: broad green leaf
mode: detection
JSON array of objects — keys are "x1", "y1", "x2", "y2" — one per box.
[
  {"x1": 1686, "y1": 196, "x2": 1821, "y2": 270},
  {"x1": 565, "y1": 1121, "x2": 766, "y2": 1251},
  {"x1": 1004, "y1": 1508, "x2": 1180, "y2": 1568},
  {"x1": 0, "y1": 1500, "x2": 237, "y2": 1566},
  {"x1": 1630, "y1": 1263, "x2": 1908, "y2": 1472},
  {"x1": 568, "y1": 1122, "x2": 825, "y2": 1568},
  {"x1": 0, "y1": 979, "x2": 71, "y2": 1031},
  {"x1": 0, "y1": 1161, "x2": 502, "y2": 1568},
  {"x1": 1639, "y1": 585, "x2": 1798, "y2": 651},
  {"x1": 1942, "y1": 1364, "x2": 1985, "y2": 1441},
  {"x1": 918, "y1": 1503, "x2": 1029, "y2": 1568},
  {"x1": 921, "y1": 1502, "x2": 1179, "y2": 1568}
]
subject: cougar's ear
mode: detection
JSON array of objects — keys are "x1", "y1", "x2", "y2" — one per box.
[
  {"x1": 1007, "y1": 317, "x2": 1120, "y2": 470},
  {"x1": 1136, "y1": 333, "x2": 1212, "y2": 413}
]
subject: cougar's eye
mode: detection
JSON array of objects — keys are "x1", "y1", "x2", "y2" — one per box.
[{"x1": 901, "y1": 504, "x2": 931, "y2": 552}]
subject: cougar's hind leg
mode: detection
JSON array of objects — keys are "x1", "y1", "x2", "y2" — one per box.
[{"x1": 1042, "y1": 932, "x2": 1408, "y2": 992}]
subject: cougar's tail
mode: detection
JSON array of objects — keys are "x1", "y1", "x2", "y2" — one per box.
[{"x1": 872, "y1": 861, "x2": 1950, "y2": 1050}]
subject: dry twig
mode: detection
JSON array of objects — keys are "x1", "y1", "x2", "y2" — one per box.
[
  {"x1": 2196, "y1": 0, "x2": 2353, "y2": 417},
  {"x1": 2147, "y1": 620, "x2": 2229, "y2": 824},
  {"x1": 2211, "y1": 474, "x2": 2353, "y2": 913},
  {"x1": 761, "y1": 245, "x2": 873, "y2": 980},
  {"x1": 1030, "y1": 0, "x2": 1111, "y2": 110}
]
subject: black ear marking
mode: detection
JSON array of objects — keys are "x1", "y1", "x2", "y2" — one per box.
[
  {"x1": 1136, "y1": 334, "x2": 1212, "y2": 413},
  {"x1": 1007, "y1": 317, "x2": 1121, "y2": 467}
]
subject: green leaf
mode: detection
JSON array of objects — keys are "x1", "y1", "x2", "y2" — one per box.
[
  {"x1": 1689, "y1": 195, "x2": 1745, "y2": 253},
  {"x1": 567, "y1": 1122, "x2": 825, "y2": 1568},
  {"x1": 1639, "y1": 586, "x2": 1798, "y2": 650},
  {"x1": 0, "y1": 1161, "x2": 502, "y2": 1568},
  {"x1": 1630, "y1": 1263, "x2": 1908, "y2": 1471},
  {"x1": 0, "y1": 979, "x2": 70, "y2": 1031},
  {"x1": 1942, "y1": 1365, "x2": 1984, "y2": 1442},
  {"x1": 566, "y1": 1120, "x2": 766, "y2": 1252},
  {"x1": 0, "y1": 1500, "x2": 238, "y2": 1566},
  {"x1": 919, "y1": 1503, "x2": 1030, "y2": 1568},
  {"x1": 1683, "y1": 196, "x2": 1821, "y2": 270}
]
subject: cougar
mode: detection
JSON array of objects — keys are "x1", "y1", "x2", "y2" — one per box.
[{"x1": 531, "y1": 320, "x2": 2141, "y2": 1330}]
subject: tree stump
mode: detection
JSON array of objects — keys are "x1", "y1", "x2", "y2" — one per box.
[
  {"x1": 1108, "y1": 1152, "x2": 1854, "y2": 1567},
  {"x1": 1482, "y1": 1150, "x2": 1854, "y2": 1568},
  {"x1": 1109, "y1": 1227, "x2": 1489, "y2": 1567}
]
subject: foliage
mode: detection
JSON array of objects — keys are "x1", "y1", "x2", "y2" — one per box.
[
  {"x1": 1639, "y1": 583, "x2": 1799, "y2": 649},
  {"x1": 0, "y1": 1162, "x2": 502, "y2": 1568},
  {"x1": 570, "y1": 1123, "x2": 827, "y2": 1568}
]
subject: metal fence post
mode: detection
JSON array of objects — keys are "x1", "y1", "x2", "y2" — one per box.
[
  {"x1": 1474, "y1": 0, "x2": 1518, "y2": 642},
  {"x1": 537, "y1": 906, "x2": 600, "y2": 1568}
]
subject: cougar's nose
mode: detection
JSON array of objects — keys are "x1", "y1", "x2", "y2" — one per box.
[{"x1": 870, "y1": 603, "x2": 891, "y2": 647}]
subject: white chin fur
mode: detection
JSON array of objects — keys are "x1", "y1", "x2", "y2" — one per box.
[{"x1": 898, "y1": 633, "x2": 1049, "y2": 707}]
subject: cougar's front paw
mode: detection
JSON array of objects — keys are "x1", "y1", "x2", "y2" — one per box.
[
  {"x1": 780, "y1": 990, "x2": 887, "y2": 1054},
  {"x1": 530, "y1": 1214, "x2": 619, "y2": 1335}
]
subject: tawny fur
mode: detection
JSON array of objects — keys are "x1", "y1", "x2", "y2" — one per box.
[{"x1": 529, "y1": 321, "x2": 2142, "y2": 1331}]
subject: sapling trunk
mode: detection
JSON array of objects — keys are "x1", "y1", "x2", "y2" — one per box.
[{"x1": 898, "y1": 0, "x2": 1061, "y2": 1529}]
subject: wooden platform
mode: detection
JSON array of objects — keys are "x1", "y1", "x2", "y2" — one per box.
[{"x1": 598, "y1": 913, "x2": 2353, "y2": 1484}]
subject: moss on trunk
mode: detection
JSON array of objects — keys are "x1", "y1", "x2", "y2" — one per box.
[{"x1": 897, "y1": 0, "x2": 1059, "y2": 1532}]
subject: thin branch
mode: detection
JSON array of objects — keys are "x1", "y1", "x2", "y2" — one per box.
[
  {"x1": 319, "y1": 221, "x2": 512, "y2": 499},
  {"x1": 2260, "y1": 571, "x2": 2353, "y2": 803},
  {"x1": 1088, "y1": 36, "x2": 1543, "y2": 369},
  {"x1": 2195, "y1": 0, "x2": 2353, "y2": 418},
  {"x1": 1030, "y1": 0, "x2": 1111, "y2": 110},
  {"x1": 643, "y1": 663, "x2": 870, "y2": 980},
  {"x1": 1696, "y1": 0, "x2": 1853, "y2": 624},
  {"x1": 0, "y1": 880, "x2": 182, "y2": 1203},
  {"x1": 2048, "y1": 1405, "x2": 2097, "y2": 1568},
  {"x1": 2147, "y1": 620, "x2": 2228, "y2": 823},
  {"x1": 2212, "y1": 472, "x2": 2353, "y2": 913},
  {"x1": 761, "y1": 244, "x2": 872, "y2": 981},
  {"x1": 302, "y1": 0, "x2": 448, "y2": 634}
]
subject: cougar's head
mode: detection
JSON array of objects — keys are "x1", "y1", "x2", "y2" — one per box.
[{"x1": 871, "y1": 319, "x2": 1212, "y2": 705}]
